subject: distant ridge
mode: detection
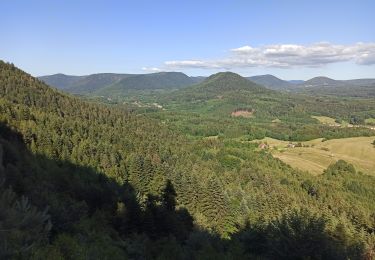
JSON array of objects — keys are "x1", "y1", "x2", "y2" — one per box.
[
  {"x1": 39, "y1": 72, "x2": 375, "y2": 98},
  {"x1": 95, "y1": 72, "x2": 196, "y2": 96},
  {"x1": 39, "y1": 72, "x2": 198, "y2": 95},
  {"x1": 38, "y1": 73, "x2": 85, "y2": 90},
  {"x1": 39, "y1": 73, "x2": 131, "y2": 93},
  {"x1": 247, "y1": 74, "x2": 292, "y2": 90},
  {"x1": 301, "y1": 76, "x2": 341, "y2": 87}
]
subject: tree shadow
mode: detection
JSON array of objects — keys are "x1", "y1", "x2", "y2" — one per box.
[{"x1": 0, "y1": 121, "x2": 195, "y2": 258}]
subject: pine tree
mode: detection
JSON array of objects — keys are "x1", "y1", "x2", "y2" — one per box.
[{"x1": 0, "y1": 181, "x2": 51, "y2": 258}]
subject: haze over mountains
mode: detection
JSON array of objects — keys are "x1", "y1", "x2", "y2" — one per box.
[{"x1": 40, "y1": 72, "x2": 375, "y2": 97}]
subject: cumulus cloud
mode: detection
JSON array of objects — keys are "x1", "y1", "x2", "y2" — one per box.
[
  {"x1": 141, "y1": 67, "x2": 163, "y2": 72},
  {"x1": 357, "y1": 52, "x2": 375, "y2": 65},
  {"x1": 162, "y1": 42, "x2": 375, "y2": 70}
]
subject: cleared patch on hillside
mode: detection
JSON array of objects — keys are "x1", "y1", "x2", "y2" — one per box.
[
  {"x1": 253, "y1": 136, "x2": 375, "y2": 175},
  {"x1": 312, "y1": 116, "x2": 375, "y2": 130},
  {"x1": 312, "y1": 115, "x2": 339, "y2": 126},
  {"x1": 231, "y1": 109, "x2": 254, "y2": 118}
]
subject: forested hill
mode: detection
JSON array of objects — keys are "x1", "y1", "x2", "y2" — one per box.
[
  {"x1": 193, "y1": 71, "x2": 269, "y2": 93},
  {"x1": 166, "y1": 71, "x2": 272, "y2": 102},
  {"x1": 38, "y1": 73, "x2": 86, "y2": 90},
  {"x1": 93, "y1": 71, "x2": 197, "y2": 97},
  {"x1": 247, "y1": 74, "x2": 293, "y2": 90},
  {"x1": 1, "y1": 60, "x2": 375, "y2": 258},
  {"x1": 0, "y1": 60, "x2": 186, "y2": 192},
  {"x1": 1, "y1": 60, "x2": 214, "y2": 257},
  {"x1": 292, "y1": 77, "x2": 375, "y2": 97},
  {"x1": 39, "y1": 71, "x2": 197, "y2": 95}
]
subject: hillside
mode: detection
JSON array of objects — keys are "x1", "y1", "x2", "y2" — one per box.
[
  {"x1": 247, "y1": 74, "x2": 293, "y2": 90},
  {"x1": 281, "y1": 76, "x2": 375, "y2": 97},
  {"x1": 299, "y1": 77, "x2": 375, "y2": 88},
  {"x1": 201, "y1": 72, "x2": 268, "y2": 92},
  {"x1": 39, "y1": 73, "x2": 132, "y2": 93},
  {"x1": 168, "y1": 72, "x2": 270, "y2": 102},
  {"x1": 94, "y1": 71, "x2": 196, "y2": 97},
  {"x1": 39, "y1": 71, "x2": 198, "y2": 96},
  {"x1": 300, "y1": 84, "x2": 375, "y2": 97},
  {"x1": 67, "y1": 73, "x2": 133, "y2": 93},
  {"x1": 301, "y1": 76, "x2": 340, "y2": 87},
  {"x1": 244, "y1": 75, "x2": 375, "y2": 97},
  {"x1": 291, "y1": 76, "x2": 375, "y2": 97},
  {"x1": 346, "y1": 78, "x2": 375, "y2": 86},
  {"x1": 38, "y1": 73, "x2": 85, "y2": 89},
  {"x1": 1, "y1": 61, "x2": 233, "y2": 257}
]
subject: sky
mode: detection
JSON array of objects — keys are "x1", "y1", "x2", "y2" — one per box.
[{"x1": 1, "y1": 0, "x2": 374, "y2": 80}]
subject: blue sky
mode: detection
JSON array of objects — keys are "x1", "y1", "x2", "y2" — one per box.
[{"x1": 1, "y1": 0, "x2": 374, "y2": 79}]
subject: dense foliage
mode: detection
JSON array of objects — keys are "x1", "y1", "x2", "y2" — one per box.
[
  {"x1": 298, "y1": 84, "x2": 375, "y2": 98},
  {"x1": 138, "y1": 72, "x2": 375, "y2": 141},
  {"x1": 1, "y1": 61, "x2": 375, "y2": 258}
]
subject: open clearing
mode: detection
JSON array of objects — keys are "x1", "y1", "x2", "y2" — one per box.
[
  {"x1": 311, "y1": 115, "x2": 341, "y2": 127},
  {"x1": 255, "y1": 136, "x2": 375, "y2": 175},
  {"x1": 311, "y1": 115, "x2": 337, "y2": 125},
  {"x1": 365, "y1": 118, "x2": 375, "y2": 125},
  {"x1": 231, "y1": 109, "x2": 254, "y2": 118}
]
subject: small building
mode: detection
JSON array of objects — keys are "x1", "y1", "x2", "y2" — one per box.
[
  {"x1": 258, "y1": 143, "x2": 268, "y2": 149},
  {"x1": 287, "y1": 143, "x2": 295, "y2": 148}
]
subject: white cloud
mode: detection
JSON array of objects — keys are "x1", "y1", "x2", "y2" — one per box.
[
  {"x1": 164, "y1": 60, "x2": 209, "y2": 68},
  {"x1": 162, "y1": 42, "x2": 375, "y2": 70},
  {"x1": 231, "y1": 45, "x2": 257, "y2": 53},
  {"x1": 141, "y1": 67, "x2": 162, "y2": 72}
]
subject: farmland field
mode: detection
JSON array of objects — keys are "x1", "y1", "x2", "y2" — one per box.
[{"x1": 255, "y1": 136, "x2": 375, "y2": 175}]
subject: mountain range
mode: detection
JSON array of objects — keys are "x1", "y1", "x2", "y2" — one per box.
[
  {"x1": 39, "y1": 72, "x2": 205, "y2": 96},
  {"x1": 248, "y1": 75, "x2": 375, "y2": 91},
  {"x1": 39, "y1": 72, "x2": 375, "y2": 97}
]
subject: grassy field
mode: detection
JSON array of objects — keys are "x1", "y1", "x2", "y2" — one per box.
[
  {"x1": 254, "y1": 136, "x2": 375, "y2": 175},
  {"x1": 311, "y1": 115, "x2": 338, "y2": 125},
  {"x1": 365, "y1": 118, "x2": 375, "y2": 125}
]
